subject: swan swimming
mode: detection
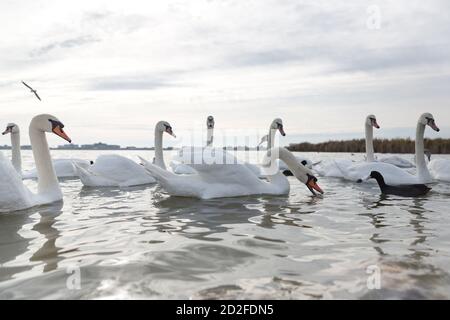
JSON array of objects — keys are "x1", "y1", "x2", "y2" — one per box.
[
  {"x1": 338, "y1": 113, "x2": 440, "y2": 185},
  {"x1": 2, "y1": 123, "x2": 92, "y2": 179},
  {"x1": 139, "y1": 146, "x2": 323, "y2": 199},
  {"x1": 315, "y1": 114, "x2": 380, "y2": 178},
  {"x1": 169, "y1": 116, "x2": 215, "y2": 175},
  {"x1": 171, "y1": 117, "x2": 284, "y2": 178},
  {"x1": 75, "y1": 121, "x2": 175, "y2": 187},
  {"x1": 0, "y1": 114, "x2": 72, "y2": 213}
]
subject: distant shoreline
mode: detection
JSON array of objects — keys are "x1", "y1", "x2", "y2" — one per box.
[
  {"x1": 2, "y1": 138, "x2": 450, "y2": 154},
  {"x1": 287, "y1": 138, "x2": 450, "y2": 154}
]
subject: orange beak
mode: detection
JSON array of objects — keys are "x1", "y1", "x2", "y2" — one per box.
[
  {"x1": 307, "y1": 178, "x2": 324, "y2": 195},
  {"x1": 52, "y1": 126, "x2": 72, "y2": 143}
]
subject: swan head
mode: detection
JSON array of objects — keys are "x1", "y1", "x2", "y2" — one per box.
[
  {"x1": 206, "y1": 116, "x2": 215, "y2": 129},
  {"x1": 271, "y1": 118, "x2": 285, "y2": 136},
  {"x1": 156, "y1": 121, "x2": 176, "y2": 138},
  {"x1": 419, "y1": 113, "x2": 440, "y2": 132},
  {"x1": 366, "y1": 115, "x2": 380, "y2": 129},
  {"x1": 30, "y1": 114, "x2": 72, "y2": 143},
  {"x1": 2, "y1": 123, "x2": 19, "y2": 135},
  {"x1": 305, "y1": 173, "x2": 323, "y2": 195}
]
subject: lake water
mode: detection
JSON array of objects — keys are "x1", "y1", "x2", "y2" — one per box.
[{"x1": 1, "y1": 150, "x2": 450, "y2": 299}]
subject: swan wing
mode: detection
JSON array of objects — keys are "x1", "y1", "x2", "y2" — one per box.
[
  {"x1": 379, "y1": 156, "x2": 415, "y2": 168},
  {"x1": 429, "y1": 159, "x2": 450, "y2": 182},
  {"x1": 0, "y1": 152, "x2": 33, "y2": 212},
  {"x1": 140, "y1": 156, "x2": 268, "y2": 199},
  {"x1": 78, "y1": 155, "x2": 155, "y2": 187}
]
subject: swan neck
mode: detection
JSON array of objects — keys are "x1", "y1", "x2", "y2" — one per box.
[
  {"x1": 10, "y1": 132, "x2": 22, "y2": 174},
  {"x1": 267, "y1": 128, "x2": 277, "y2": 150},
  {"x1": 365, "y1": 123, "x2": 375, "y2": 162},
  {"x1": 206, "y1": 128, "x2": 214, "y2": 147},
  {"x1": 154, "y1": 128, "x2": 166, "y2": 170},
  {"x1": 29, "y1": 127, "x2": 59, "y2": 195},
  {"x1": 415, "y1": 122, "x2": 431, "y2": 180}
]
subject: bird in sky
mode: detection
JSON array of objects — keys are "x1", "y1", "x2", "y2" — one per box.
[{"x1": 21, "y1": 81, "x2": 41, "y2": 101}]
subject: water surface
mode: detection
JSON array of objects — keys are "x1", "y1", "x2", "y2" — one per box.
[{"x1": 1, "y1": 150, "x2": 450, "y2": 299}]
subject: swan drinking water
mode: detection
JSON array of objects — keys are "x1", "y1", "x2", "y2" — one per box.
[
  {"x1": 0, "y1": 114, "x2": 72, "y2": 212},
  {"x1": 2, "y1": 123, "x2": 91, "y2": 179},
  {"x1": 139, "y1": 147, "x2": 323, "y2": 199},
  {"x1": 75, "y1": 121, "x2": 175, "y2": 187}
]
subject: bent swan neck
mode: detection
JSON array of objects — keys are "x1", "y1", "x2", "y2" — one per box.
[
  {"x1": 154, "y1": 127, "x2": 166, "y2": 170},
  {"x1": 10, "y1": 131, "x2": 22, "y2": 174},
  {"x1": 29, "y1": 127, "x2": 60, "y2": 195},
  {"x1": 365, "y1": 123, "x2": 375, "y2": 162}
]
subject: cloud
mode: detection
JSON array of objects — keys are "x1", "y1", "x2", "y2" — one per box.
[
  {"x1": 30, "y1": 35, "x2": 100, "y2": 57},
  {"x1": 89, "y1": 76, "x2": 171, "y2": 91},
  {"x1": 1, "y1": 0, "x2": 450, "y2": 146}
]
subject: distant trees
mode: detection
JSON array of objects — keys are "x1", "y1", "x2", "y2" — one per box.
[{"x1": 287, "y1": 138, "x2": 450, "y2": 154}]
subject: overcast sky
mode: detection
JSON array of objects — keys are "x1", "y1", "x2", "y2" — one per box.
[{"x1": 1, "y1": 0, "x2": 449, "y2": 147}]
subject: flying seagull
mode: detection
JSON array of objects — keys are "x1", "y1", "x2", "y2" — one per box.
[{"x1": 21, "y1": 81, "x2": 41, "y2": 101}]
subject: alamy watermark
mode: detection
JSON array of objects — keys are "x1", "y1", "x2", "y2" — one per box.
[
  {"x1": 366, "y1": 5, "x2": 382, "y2": 30},
  {"x1": 66, "y1": 265, "x2": 81, "y2": 290},
  {"x1": 366, "y1": 265, "x2": 381, "y2": 290}
]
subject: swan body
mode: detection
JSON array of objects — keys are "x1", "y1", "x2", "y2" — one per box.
[
  {"x1": 378, "y1": 155, "x2": 415, "y2": 168},
  {"x1": 75, "y1": 154, "x2": 155, "y2": 187},
  {"x1": 76, "y1": 121, "x2": 174, "y2": 187},
  {"x1": 368, "y1": 171, "x2": 431, "y2": 197},
  {"x1": 0, "y1": 114, "x2": 71, "y2": 212},
  {"x1": 140, "y1": 147, "x2": 323, "y2": 199},
  {"x1": 428, "y1": 159, "x2": 450, "y2": 182}
]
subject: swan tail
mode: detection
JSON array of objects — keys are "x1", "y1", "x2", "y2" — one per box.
[
  {"x1": 333, "y1": 160, "x2": 353, "y2": 181},
  {"x1": 73, "y1": 163, "x2": 99, "y2": 186}
]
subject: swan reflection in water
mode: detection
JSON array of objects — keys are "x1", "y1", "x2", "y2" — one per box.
[
  {"x1": 361, "y1": 196, "x2": 448, "y2": 299},
  {"x1": 0, "y1": 201, "x2": 63, "y2": 281}
]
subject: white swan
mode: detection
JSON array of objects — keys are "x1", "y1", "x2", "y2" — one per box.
[
  {"x1": 170, "y1": 116, "x2": 280, "y2": 178},
  {"x1": 428, "y1": 159, "x2": 450, "y2": 182},
  {"x1": 2, "y1": 123, "x2": 22, "y2": 174},
  {"x1": 2, "y1": 123, "x2": 91, "y2": 179},
  {"x1": 316, "y1": 115, "x2": 380, "y2": 177},
  {"x1": 139, "y1": 147, "x2": 323, "y2": 199},
  {"x1": 0, "y1": 114, "x2": 72, "y2": 213},
  {"x1": 75, "y1": 121, "x2": 175, "y2": 187},
  {"x1": 338, "y1": 113, "x2": 440, "y2": 185},
  {"x1": 170, "y1": 116, "x2": 215, "y2": 175}
]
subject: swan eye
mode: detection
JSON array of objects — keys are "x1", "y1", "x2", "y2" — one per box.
[{"x1": 48, "y1": 119, "x2": 64, "y2": 129}]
